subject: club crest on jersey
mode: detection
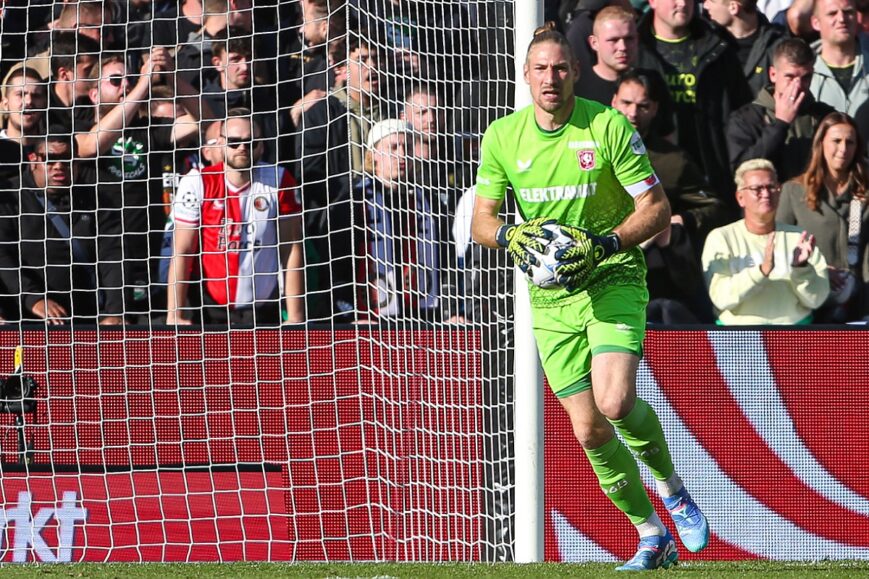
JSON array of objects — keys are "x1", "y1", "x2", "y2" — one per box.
[
  {"x1": 577, "y1": 149, "x2": 596, "y2": 171},
  {"x1": 253, "y1": 195, "x2": 269, "y2": 211}
]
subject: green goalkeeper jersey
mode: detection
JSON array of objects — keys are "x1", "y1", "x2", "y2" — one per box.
[{"x1": 475, "y1": 97, "x2": 658, "y2": 307}]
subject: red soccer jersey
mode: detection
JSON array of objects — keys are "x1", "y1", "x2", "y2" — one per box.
[{"x1": 172, "y1": 163, "x2": 300, "y2": 307}]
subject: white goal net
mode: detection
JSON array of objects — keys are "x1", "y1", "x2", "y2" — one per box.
[{"x1": 0, "y1": 0, "x2": 516, "y2": 563}]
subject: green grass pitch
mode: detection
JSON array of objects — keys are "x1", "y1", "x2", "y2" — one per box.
[{"x1": 0, "y1": 561, "x2": 868, "y2": 578}]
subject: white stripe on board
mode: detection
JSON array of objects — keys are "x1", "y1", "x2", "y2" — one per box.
[
  {"x1": 635, "y1": 359, "x2": 869, "y2": 559},
  {"x1": 708, "y1": 331, "x2": 869, "y2": 516},
  {"x1": 551, "y1": 509, "x2": 620, "y2": 563}
]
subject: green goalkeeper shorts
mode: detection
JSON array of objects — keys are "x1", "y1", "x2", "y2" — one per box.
[{"x1": 531, "y1": 284, "x2": 648, "y2": 398}]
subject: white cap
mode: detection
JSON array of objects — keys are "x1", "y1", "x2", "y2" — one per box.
[{"x1": 367, "y1": 119, "x2": 409, "y2": 150}]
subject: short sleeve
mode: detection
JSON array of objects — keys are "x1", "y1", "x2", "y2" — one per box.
[
  {"x1": 604, "y1": 110, "x2": 657, "y2": 197},
  {"x1": 474, "y1": 123, "x2": 509, "y2": 201},
  {"x1": 278, "y1": 167, "x2": 301, "y2": 215},
  {"x1": 172, "y1": 170, "x2": 204, "y2": 225}
]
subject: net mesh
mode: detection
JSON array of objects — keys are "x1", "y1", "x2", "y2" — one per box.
[{"x1": 0, "y1": 0, "x2": 516, "y2": 563}]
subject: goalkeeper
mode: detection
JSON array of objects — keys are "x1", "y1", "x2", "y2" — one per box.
[{"x1": 471, "y1": 22, "x2": 709, "y2": 571}]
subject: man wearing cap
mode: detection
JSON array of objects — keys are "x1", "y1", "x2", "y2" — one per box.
[{"x1": 352, "y1": 119, "x2": 455, "y2": 322}]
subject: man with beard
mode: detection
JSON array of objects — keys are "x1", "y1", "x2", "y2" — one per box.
[
  {"x1": 611, "y1": 71, "x2": 723, "y2": 323},
  {"x1": 166, "y1": 110, "x2": 304, "y2": 327},
  {"x1": 283, "y1": 0, "x2": 344, "y2": 128},
  {"x1": 297, "y1": 32, "x2": 383, "y2": 320},
  {"x1": 0, "y1": 131, "x2": 124, "y2": 325},
  {"x1": 0, "y1": 67, "x2": 46, "y2": 147},
  {"x1": 472, "y1": 24, "x2": 709, "y2": 570}
]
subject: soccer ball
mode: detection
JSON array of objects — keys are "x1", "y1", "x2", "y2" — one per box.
[{"x1": 525, "y1": 223, "x2": 576, "y2": 289}]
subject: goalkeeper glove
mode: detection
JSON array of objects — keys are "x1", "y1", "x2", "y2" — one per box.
[
  {"x1": 496, "y1": 218, "x2": 557, "y2": 272},
  {"x1": 553, "y1": 225, "x2": 621, "y2": 290}
]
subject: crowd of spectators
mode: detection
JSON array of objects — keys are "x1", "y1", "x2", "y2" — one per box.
[
  {"x1": 566, "y1": 0, "x2": 869, "y2": 324},
  {"x1": 0, "y1": 0, "x2": 868, "y2": 326},
  {"x1": 0, "y1": 0, "x2": 485, "y2": 326}
]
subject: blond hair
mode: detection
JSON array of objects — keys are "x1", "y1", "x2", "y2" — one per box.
[
  {"x1": 593, "y1": 6, "x2": 636, "y2": 34},
  {"x1": 734, "y1": 158, "x2": 777, "y2": 190}
]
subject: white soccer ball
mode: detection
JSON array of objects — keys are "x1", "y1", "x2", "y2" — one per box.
[{"x1": 525, "y1": 223, "x2": 576, "y2": 289}]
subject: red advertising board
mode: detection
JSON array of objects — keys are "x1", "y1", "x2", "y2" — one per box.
[
  {"x1": 0, "y1": 330, "x2": 482, "y2": 562},
  {"x1": 546, "y1": 330, "x2": 869, "y2": 562},
  {"x1": 4, "y1": 329, "x2": 863, "y2": 562}
]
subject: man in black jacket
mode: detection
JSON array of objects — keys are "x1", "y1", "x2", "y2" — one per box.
[
  {"x1": 0, "y1": 132, "x2": 124, "y2": 325},
  {"x1": 296, "y1": 33, "x2": 384, "y2": 320},
  {"x1": 703, "y1": 0, "x2": 785, "y2": 96},
  {"x1": 637, "y1": 0, "x2": 753, "y2": 214},
  {"x1": 202, "y1": 29, "x2": 282, "y2": 162},
  {"x1": 727, "y1": 38, "x2": 834, "y2": 183}
]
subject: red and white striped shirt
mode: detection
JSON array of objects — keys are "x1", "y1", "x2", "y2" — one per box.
[{"x1": 172, "y1": 163, "x2": 301, "y2": 307}]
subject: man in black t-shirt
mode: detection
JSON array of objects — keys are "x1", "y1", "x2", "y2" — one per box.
[
  {"x1": 84, "y1": 52, "x2": 200, "y2": 319},
  {"x1": 577, "y1": 6, "x2": 639, "y2": 106},
  {"x1": 45, "y1": 32, "x2": 100, "y2": 139}
]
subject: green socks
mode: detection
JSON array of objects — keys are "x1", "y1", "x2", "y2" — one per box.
[
  {"x1": 584, "y1": 436, "x2": 654, "y2": 525},
  {"x1": 609, "y1": 398, "x2": 675, "y2": 481}
]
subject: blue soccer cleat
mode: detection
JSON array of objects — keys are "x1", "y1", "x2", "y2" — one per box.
[
  {"x1": 663, "y1": 486, "x2": 710, "y2": 553},
  {"x1": 615, "y1": 530, "x2": 678, "y2": 571}
]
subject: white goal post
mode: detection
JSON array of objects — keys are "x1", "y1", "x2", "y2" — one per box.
[
  {"x1": 0, "y1": 0, "x2": 526, "y2": 564},
  {"x1": 511, "y1": 0, "x2": 545, "y2": 565}
]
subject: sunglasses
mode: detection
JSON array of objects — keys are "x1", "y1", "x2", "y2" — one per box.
[
  {"x1": 106, "y1": 75, "x2": 128, "y2": 88},
  {"x1": 31, "y1": 152, "x2": 72, "y2": 164},
  {"x1": 225, "y1": 137, "x2": 253, "y2": 150}
]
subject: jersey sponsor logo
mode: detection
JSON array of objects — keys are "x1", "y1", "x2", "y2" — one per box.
[
  {"x1": 568, "y1": 140, "x2": 598, "y2": 149},
  {"x1": 630, "y1": 132, "x2": 646, "y2": 155},
  {"x1": 108, "y1": 136, "x2": 147, "y2": 180},
  {"x1": 517, "y1": 159, "x2": 532, "y2": 172},
  {"x1": 577, "y1": 149, "x2": 596, "y2": 171},
  {"x1": 518, "y1": 184, "x2": 597, "y2": 203},
  {"x1": 664, "y1": 72, "x2": 697, "y2": 104},
  {"x1": 477, "y1": 176, "x2": 491, "y2": 186}
]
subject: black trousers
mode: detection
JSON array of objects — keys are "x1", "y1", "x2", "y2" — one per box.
[{"x1": 201, "y1": 292, "x2": 282, "y2": 327}]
